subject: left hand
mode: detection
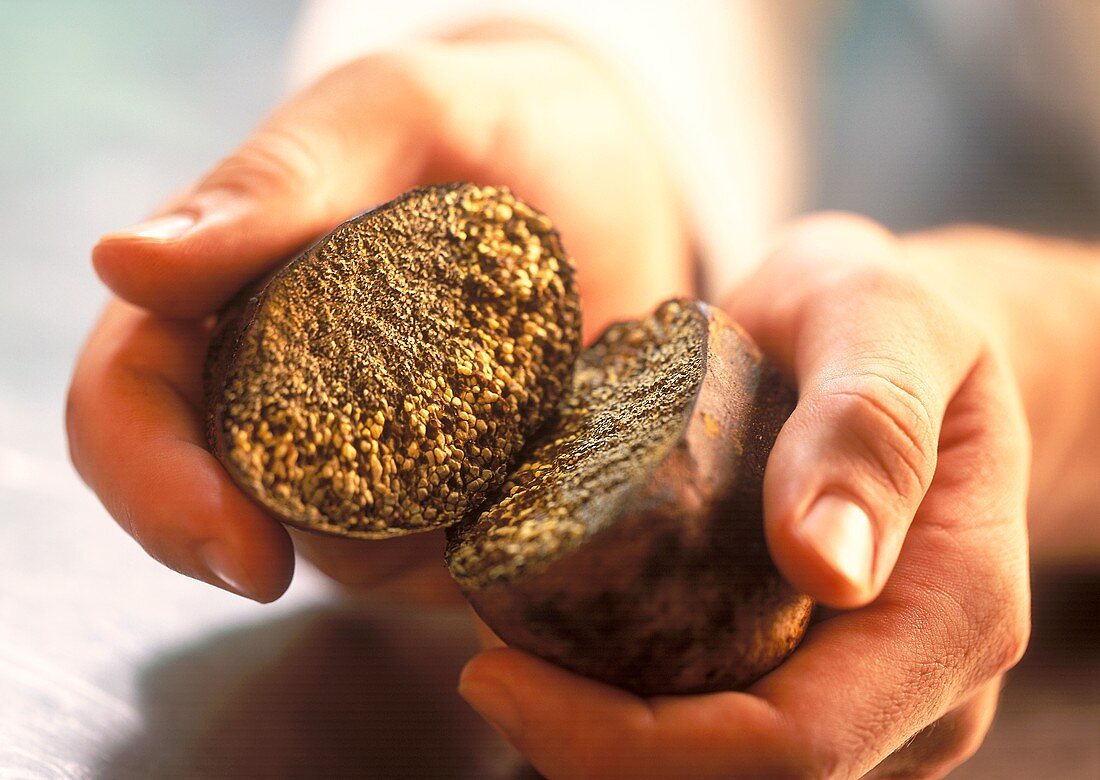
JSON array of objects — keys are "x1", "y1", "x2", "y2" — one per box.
[
  {"x1": 66, "y1": 29, "x2": 692, "y2": 605},
  {"x1": 458, "y1": 213, "x2": 1032, "y2": 778}
]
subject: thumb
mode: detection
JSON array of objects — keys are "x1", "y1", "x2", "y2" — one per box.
[
  {"x1": 728, "y1": 215, "x2": 983, "y2": 609},
  {"x1": 93, "y1": 53, "x2": 443, "y2": 318}
]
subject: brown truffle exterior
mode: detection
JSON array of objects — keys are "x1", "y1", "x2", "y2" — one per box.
[
  {"x1": 205, "y1": 183, "x2": 580, "y2": 538},
  {"x1": 447, "y1": 299, "x2": 812, "y2": 695}
]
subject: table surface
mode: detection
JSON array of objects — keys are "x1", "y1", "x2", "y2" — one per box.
[{"x1": 2, "y1": 3, "x2": 1098, "y2": 778}]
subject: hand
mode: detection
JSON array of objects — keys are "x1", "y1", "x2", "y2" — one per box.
[
  {"x1": 459, "y1": 214, "x2": 1032, "y2": 778},
  {"x1": 66, "y1": 29, "x2": 692, "y2": 603}
]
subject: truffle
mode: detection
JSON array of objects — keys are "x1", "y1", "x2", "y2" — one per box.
[
  {"x1": 446, "y1": 299, "x2": 812, "y2": 695},
  {"x1": 205, "y1": 183, "x2": 580, "y2": 537}
]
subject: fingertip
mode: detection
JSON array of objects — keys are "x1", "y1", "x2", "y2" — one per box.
[
  {"x1": 767, "y1": 493, "x2": 880, "y2": 610},
  {"x1": 459, "y1": 647, "x2": 524, "y2": 692},
  {"x1": 92, "y1": 230, "x2": 215, "y2": 318},
  {"x1": 199, "y1": 460, "x2": 296, "y2": 602},
  {"x1": 458, "y1": 648, "x2": 651, "y2": 780},
  {"x1": 99, "y1": 212, "x2": 198, "y2": 243},
  {"x1": 458, "y1": 648, "x2": 621, "y2": 722},
  {"x1": 92, "y1": 234, "x2": 149, "y2": 302},
  {"x1": 122, "y1": 438, "x2": 296, "y2": 604},
  {"x1": 199, "y1": 536, "x2": 293, "y2": 603},
  {"x1": 459, "y1": 648, "x2": 645, "y2": 723},
  {"x1": 459, "y1": 649, "x2": 526, "y2": 743},
  {"x1": 92, "y1": 193, "x2": 269, "y2": 317}
]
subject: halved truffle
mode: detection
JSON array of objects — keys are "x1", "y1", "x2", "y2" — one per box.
[
  {"x1": 446, "y1": 299, "x2": 812, "y2": 695},
  {"x1": 205, "y1": 183, "x2": 581, "y2": 538}
]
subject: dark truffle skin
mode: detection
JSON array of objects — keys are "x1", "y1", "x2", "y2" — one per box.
[
  {"x1": 205, "y1": 183, "x2": 580, "y2": 538},
  {"x1": 446, "y1": 300, "x2": 812, "y2": 695}
]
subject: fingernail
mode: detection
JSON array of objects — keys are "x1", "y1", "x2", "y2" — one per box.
[
  {"x1": 200, "y1": 540, "x2": 260, "y2": 601},
  {"x1": 459, "y1": 670, "x2": 522, "y2": 742},
  {"x1": 104, "y1": 212, "x2": 197, "y2": 241},
  {"x1": 798, "y1": 495, "x2": 875, "y2": 592}
]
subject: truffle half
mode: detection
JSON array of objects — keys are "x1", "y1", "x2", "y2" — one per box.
[
  {"x1": 446, "y1": 299, "x2": 812, "y2": 695},
  {"x1": 205, "y1": 183, "x2": 581, "y2": 538}
]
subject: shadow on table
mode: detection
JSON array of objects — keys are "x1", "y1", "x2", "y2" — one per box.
[
  {"x1": 97, "y1": 603, "x2": 523, "y2": 779},
  {"x1": 96, "y1": 570, "x2": 1099, "y2": 779}
]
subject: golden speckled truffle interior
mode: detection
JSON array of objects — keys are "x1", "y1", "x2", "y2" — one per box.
[{"x1": 210, "y1": 183, "x2": 580, "y2": 537}]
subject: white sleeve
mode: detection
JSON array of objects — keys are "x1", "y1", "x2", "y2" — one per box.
[{"x1": 288, "y1": 0, "x2": 806, "y2": 300}]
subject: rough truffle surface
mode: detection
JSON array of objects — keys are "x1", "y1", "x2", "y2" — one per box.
[
  {"x1": 205, "y1": 183, "x2": 580, "y2": 537},
  {"x1": 447, "y1": 299, "x2": 811, "y2": 695}
]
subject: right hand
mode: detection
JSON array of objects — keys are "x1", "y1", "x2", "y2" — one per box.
[
  {"x1": 67, "y1": 29, "x2": 693, "y2": 603},
  {"x1": 458, "y1": 214, "x2": 1033, "y2": 779}
]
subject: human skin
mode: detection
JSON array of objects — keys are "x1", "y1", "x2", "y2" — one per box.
[
  {"x1": 67, "y1": 27, "x2": 1100, "y2": 779},
  {"x1": 464, "y1": 218, "x2": 1099, "y2": 779}
]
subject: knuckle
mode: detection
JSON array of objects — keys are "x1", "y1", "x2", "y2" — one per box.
[
  {"x1": 351, "y1": 48, "x2": 448, "y2": 127},
  {"x1": 924, "y1": 564, "x2": 1031, "y2": 684},
  {"x1": 809, "y1": 263, "x2": 924, "y2": 317},
  {"x1": 360, "y1": 47, "x2": 487, "y2": 171},
  {"x1": 970, "y1": 551, "x2": 1032, "y2": 678},
  {"x1": 351, "y1": 47, "x2": 434, "y2": 85},
  {"x1": 818, "y1": 372, "x2": 939, "y2": 500},
  {"x1": 870, "y1": 696, "x2": 998, "y2": 779},
  {"x1": 799, "y1": 250, "x2": 961, "y2": 342},
  {"x1": 781, "y1": 212, "x2": 899, "y2": 271},
  {"x1": 993, "y1": 595, "x2": 1031, "y2": 674},
  {"x1": 978, "y1": 348, "x2": 1033, "y2": 468},
  {"x1": 203, "y1": 124, "x2": 327, "y2": 204},
  {"x1": 200, "y1": 48, "x2": 449, "y2": 213}
]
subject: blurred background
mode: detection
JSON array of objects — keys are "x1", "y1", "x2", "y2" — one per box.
[{"x1": 1, "y1": 1, "x2": 1097, "y2": 777}]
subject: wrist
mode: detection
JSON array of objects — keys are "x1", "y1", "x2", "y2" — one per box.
[{"x1": 904, "y1": 226, "x2": 1100, "y2": 560}]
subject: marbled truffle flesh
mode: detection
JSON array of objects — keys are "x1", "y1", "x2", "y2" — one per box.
[
  {"x1": 205, "y1": 183, "x2": 580, "y2": 538},
  {"x1": 447, "y1": 299, "x2": 812, "y2": 695}
]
